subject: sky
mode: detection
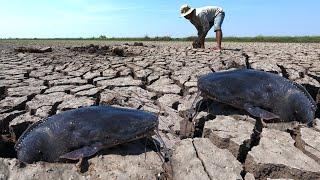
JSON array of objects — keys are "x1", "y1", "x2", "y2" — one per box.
[{"x1": 0, "y1": 0, "x2": 319, "y2": 38}]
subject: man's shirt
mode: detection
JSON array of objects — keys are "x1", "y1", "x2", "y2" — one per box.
[{"x1": 189, "y1": 6, "x2": 224, "y2": 40}]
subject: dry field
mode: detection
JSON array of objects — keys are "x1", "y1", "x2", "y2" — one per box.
[{"x1": 0, "y1": 41, "x2": 320, "y2": 180}]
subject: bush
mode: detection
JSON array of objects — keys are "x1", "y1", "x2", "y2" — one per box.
[
  {"x1": 99, "y1": 35, "x2": 107, "y2": 40},
  {"x1": 144, "y1": 35, "x2": 150, "y2": 40}
]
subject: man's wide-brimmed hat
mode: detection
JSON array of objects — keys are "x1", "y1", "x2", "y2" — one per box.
[{"x1": 180, "y1": 4, "x2": 195, "y2": 17}]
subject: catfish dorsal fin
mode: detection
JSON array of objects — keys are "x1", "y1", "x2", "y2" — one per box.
[{"x1": 14, "y1": 117, "x2": 49, "y2": 150}]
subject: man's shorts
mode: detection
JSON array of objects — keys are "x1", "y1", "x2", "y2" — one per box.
[{"x1": 212, "y1": 12, "x2": 225, "y2": 32}]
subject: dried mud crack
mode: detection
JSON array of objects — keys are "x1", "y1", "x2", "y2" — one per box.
[
  {"x1": 288, "y1": 126, "x2": 320, "y2": 164},
  {"x1": 192, "y1": 139, "x2": 212, "y2": 180},
  {"x1": 1, "y1": 42, "x2": 320, "y2": 179}
]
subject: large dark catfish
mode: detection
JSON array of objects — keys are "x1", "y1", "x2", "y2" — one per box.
[
  {"x1": 15, "y1": 105, "x2": 158, "y2": 163},
  {"x1": 198, "y1": 69, "x2": 317, "y2": 126}
]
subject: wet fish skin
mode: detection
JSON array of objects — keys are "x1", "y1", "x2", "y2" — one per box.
[
  {"x1": 198, "y1": 69, "x2": 317, "y2": 125},
  {"x1": 15, "y1": 105, "x2": 158, "y2": 163}
]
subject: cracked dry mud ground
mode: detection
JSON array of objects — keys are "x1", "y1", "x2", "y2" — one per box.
[{"x1": 0, "y1": 41, "x2": 320, "y2": 180}]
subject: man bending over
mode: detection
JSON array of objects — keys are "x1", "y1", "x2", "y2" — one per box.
[{"x1": 181, "y1": 4, "x2": 225, "y2": 50}]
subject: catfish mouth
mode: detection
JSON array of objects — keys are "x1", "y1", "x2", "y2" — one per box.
[
  {"x1": 134, "y1": 125, "x2": 157, "y2": 140},
  {"x1": 197, "y1": 82, "x2": 215, "y2": 99},
  {"x1": 129, "y1": 122, "x2": 157, "y2": 140},
  {"x1": 198, "y1": 87, "x2": 216, "y2": 100},
  {"x1": 109, "y1": 125, "x2": 157, "y2": 148}
]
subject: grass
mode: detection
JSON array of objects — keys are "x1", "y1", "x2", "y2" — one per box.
[
  {"x1": 221, "y1": 36, "x2": 320, "y2": 43},
  {"x1": 1, "y1": 36, "x2": 320, "y2": 43},
  {"x1": 107, "y1": 35, "x2": 320, "y2": 43}
]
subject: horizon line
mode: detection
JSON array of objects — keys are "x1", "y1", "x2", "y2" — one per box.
[{"x1": 1, "y1": 35, "x2": 320, "y2": 39}]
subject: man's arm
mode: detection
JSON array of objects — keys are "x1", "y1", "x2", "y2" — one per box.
[
  {"x1": 198, "y1": 29, "x2": 208, "y2": 48},
  {"x1": 198, "y1": 13, "x2": 210, "y2": 48}
]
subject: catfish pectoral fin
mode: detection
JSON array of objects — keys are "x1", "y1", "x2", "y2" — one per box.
[
  {"x1": 60, "y1": 142, "x2": 103, "y2": 160},
  {"x1": 244, "y1": 104, "x2": 279, "y2": 120}
]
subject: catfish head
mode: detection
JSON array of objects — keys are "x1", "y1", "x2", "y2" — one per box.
[
  {"x1": 15, "y1": 130, "x2": 53, "y2": 163},
  {"x1": 287, "y1": 92, "x2": 317, "y2": 126}
]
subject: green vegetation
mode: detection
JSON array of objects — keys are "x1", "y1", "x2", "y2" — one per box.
[
  {"x1": 220, "y1": 36, "x2": 320, "y2": 43},
  {"x1": 1, "y1": 35, "x2": 320, "y2": 43}
]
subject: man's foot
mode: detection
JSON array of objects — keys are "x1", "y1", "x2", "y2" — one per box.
[{"x1": 211, "y1": 47, "x2": 222, "y2": 51}]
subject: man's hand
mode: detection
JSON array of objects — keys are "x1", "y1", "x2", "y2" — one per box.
[
  {"x1": 192, "y1": 39, "x2": 202, "y2": 48},
  {"x1": 192, "y1": 37, "x2": 205, "y2": 49}
]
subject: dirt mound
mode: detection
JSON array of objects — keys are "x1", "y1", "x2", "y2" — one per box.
[
  {"x1": 67, "y1": 44, "x2": 127, "y2": 56},
  {"x1": 14, "y1": 47, "x2": 52, "y2": 53}
]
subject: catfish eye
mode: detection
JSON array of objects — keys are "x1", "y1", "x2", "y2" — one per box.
[
  {"x1": 292, "y1": 111, "x2": 298, "y2": 121},
  {"x1": 38, "y1": 150, "x2": 43, "y2": 156},
  {"x1": 38, "y1": 150, "x2": 45, "y2": 161}
]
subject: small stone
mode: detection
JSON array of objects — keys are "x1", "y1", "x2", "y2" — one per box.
[
  {"x1": 112, "y1": 47, "x2": 125, "y2": 56},
  {"x1": 133, "y1": 42, "x2": 144, "y2": 46}
]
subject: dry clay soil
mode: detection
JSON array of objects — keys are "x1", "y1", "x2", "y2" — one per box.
[{"x1": 0, "y1": 41, "x2": 320, "y2": 180}]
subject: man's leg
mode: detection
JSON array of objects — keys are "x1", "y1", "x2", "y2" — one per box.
[
  {"x1": 215, "y1": 30, "x2": 222, "y2": 50},
  {"x1": 213, "y1": 12, "x2": 225, "y2": 50},
  {"x1": 200, "y1": 38, "x2": 205, "y2": 48}
]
